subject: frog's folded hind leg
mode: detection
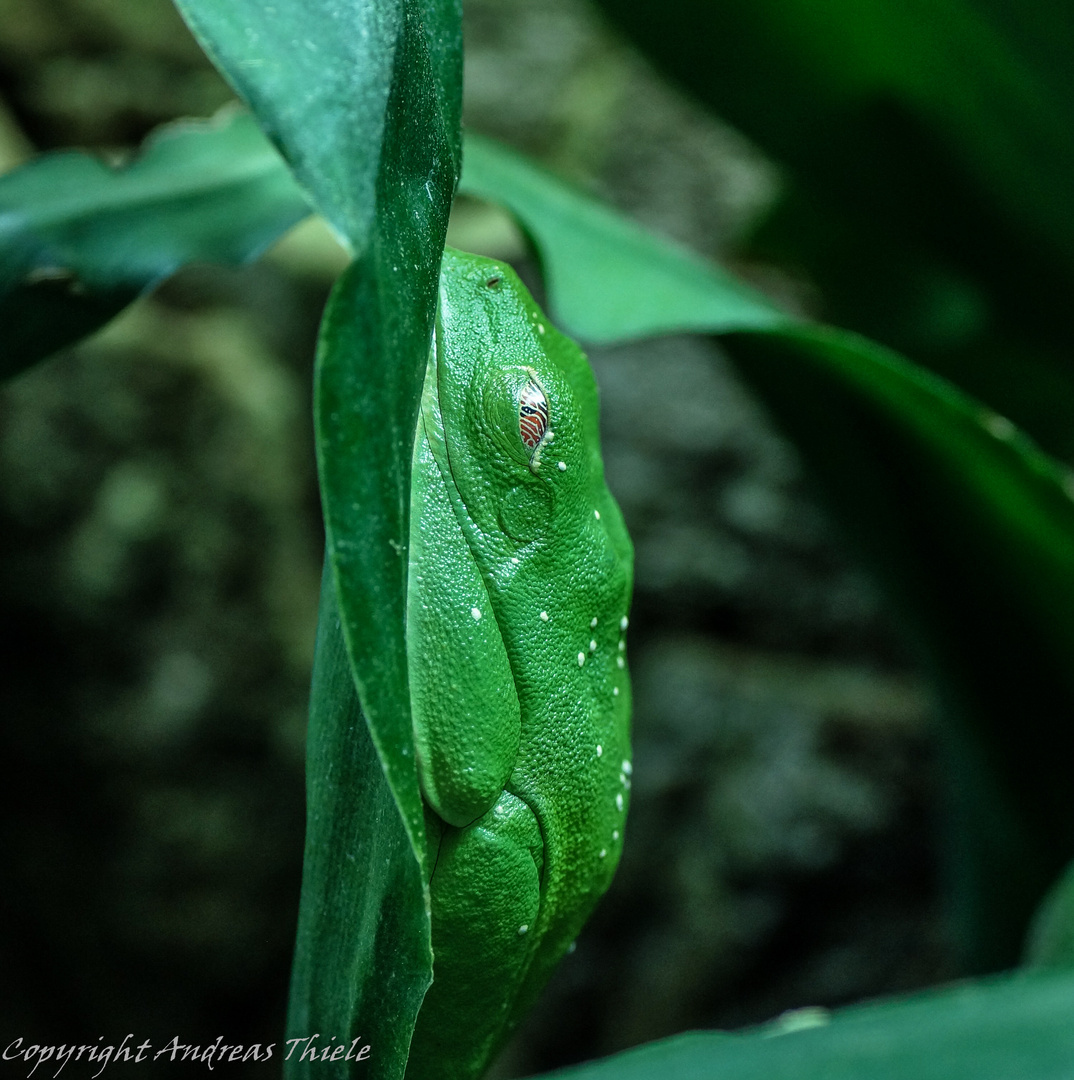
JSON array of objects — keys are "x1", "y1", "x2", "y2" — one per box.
[{"x1": 405, "y1": 791, "x2": 543, "y2": 1080}]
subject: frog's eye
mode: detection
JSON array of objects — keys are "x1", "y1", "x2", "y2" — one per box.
[{"x1": 519, "y1": 378, "x2": 549, "y2": 455}]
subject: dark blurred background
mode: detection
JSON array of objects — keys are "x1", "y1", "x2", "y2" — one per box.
[{"x1": 0, "y1": 0, "x2": 949, "y2": 1075}]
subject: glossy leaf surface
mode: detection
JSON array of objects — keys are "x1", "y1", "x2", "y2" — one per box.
[
  {"x1": 287, "y1": 565, "x2": 430, "y2": 1077},
  {"x1": 168, "y1": 0, "x2": 461, "y2": 1076}
]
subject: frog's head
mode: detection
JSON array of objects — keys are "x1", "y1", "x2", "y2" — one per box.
[{"x1": 429, "y1": 249, "x2": 624, "y2": 578}]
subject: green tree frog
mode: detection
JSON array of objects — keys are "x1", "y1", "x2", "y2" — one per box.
[{"x1": 404, "y1": 249, "x2": 633, "y2": 1079}]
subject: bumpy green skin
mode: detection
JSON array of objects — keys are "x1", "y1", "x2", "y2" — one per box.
[{"x1": 404, "y1": 249, "x2": 633, "y2": 1079}]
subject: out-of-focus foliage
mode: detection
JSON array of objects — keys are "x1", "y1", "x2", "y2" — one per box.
[
  {"x1": 1025, "y1": 859, "x2": 1074, "y2": 970},
  {"x1": 593, "y1": 0, "x2": 1074, "y2": 462},
  {"x1": 592, "y1": 0, "x2": 1074, "y2": 972}
]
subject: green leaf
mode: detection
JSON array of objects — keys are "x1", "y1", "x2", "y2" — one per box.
[
  {"x1": 460, "y1": 134, "x2": 786, "y2": 342},
  {"x1": 594, "y1": 0, "x2": 1074, "y2": 271},
  {"x1": 590, "y1": 0, "x2": 1074, "y2": 288},
  {"x1": 464, "y1": 137, "x2": 1074, "y2": 968},
  {"x1": 170, "y1": 1, "x2": 466, "y2": 1076},
  {"x1": 592, "y1": 0, "x2": 1074, "y2": 457},
  {"x1": 0, "y1": 107, "x2": 310, "y2": 376},
  {"x1": 289, "y1": 253, "x2": 445, "y2": 1080},
  {"x1": 539, "y1": 969, "x2": 1074, "y2": 1080},
  {"x1": 172, "y1": 0, "x2": 462, "y2": 253},
  {"x1": 287, "y1": 564, "x2": 431, "y2": 1075}
]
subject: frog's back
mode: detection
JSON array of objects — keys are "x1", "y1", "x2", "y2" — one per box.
[{"x1": 406, "y1": 249, "x2": 633, "y2": 1078}]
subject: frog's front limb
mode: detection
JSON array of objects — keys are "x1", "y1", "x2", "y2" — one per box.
[
  {"x1": 407, "y1": 422, "x2": 522, "y2": 828},
  {"x1": 406, "y1": 791, "x2": 544, "y2": 1080}
]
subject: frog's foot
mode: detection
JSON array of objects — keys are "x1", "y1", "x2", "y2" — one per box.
[{"x1": 406, "y1": 791, "x2": 543, "y2": 1080}]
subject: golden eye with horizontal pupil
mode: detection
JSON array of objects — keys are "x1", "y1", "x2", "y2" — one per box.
[{"x1": 519, "y1": 378, "x2": 549, "y2": 457}]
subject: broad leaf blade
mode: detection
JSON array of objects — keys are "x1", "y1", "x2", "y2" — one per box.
[
  {"x1": 210, "y1": 0, "x2": 463, "y2": 1076},
  {"x1": 288, "y1": 564, "x2": 431, "y2": 1075},
  {"x1": 460, "y1": 134, "x2": 787, "y2": 342},
  {"x1": 172, "y1": 0, "x2": 461, "y2": 253},
  {"x1": 539, "y1": 969, "x2": 1074, "y2": 1080},
  {"x1": 466, "y1": 139, "x2": 1074, "y2": 966},
  {"x1": 0, "y1": 107, "x2": 309, "y2": 375}
]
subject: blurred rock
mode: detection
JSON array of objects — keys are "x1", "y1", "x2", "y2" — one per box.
[
  {"x1": 0, "y1": 0, "x2": 231, "y2": 149},
  {"x1": 0, "y1": 273, "x2": 324, "y2": 1055}
]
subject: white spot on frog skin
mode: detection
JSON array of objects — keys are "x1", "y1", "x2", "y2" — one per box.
[
  {"x1": 617, "y1": 657, "x2": 625, "y2": 669},
  {"x1": 599, "y1": 848, "x2": 606, "y2": 858},
  {"x1": 622, "y1": 760, "x2": 632, "y2": 775},
  {"x1": 619, "y1": 772, "x2": 628, "y2": 786},
  {"x1": 594, "y1": 509, "x2": 601, "y2": 520},
  {"x1": 511, "y1": 557, "x2": 520, "y2": 564},
  {"x1": 567, "y1": 941, "x2": 577, "y2": 954},
  {"x1": 589, "y1": 639, "x2": 597, "y2": 652},
  {"x1": 537, "y1": 324, "x2": 546, "y2": 335},
  {"x1": 613, "y1": 687, "x2": 619, "y2": 697},
  {"x1": 518, "y1": 924, "x2": 529, "y2": 935},
  {"x1": 540, "y1": 611, "x2": 549, "y2": 621},
  {"x1": 546, "y1": 431, "x2": 555, "y2": 443},
  {"x1": 578, "y1": 652, "x2": 586, "y2": 666},
  {"x1": 616, "y1": 792, "x2": 624, "y2": 811},
  {"x1": 596, "y1": 744, "x2": 603, "y2": 757},
  {"x1": 620, "y1": 616, "x2": 629, "y2": 631},
  {"x1": 471, "y1": 607, "x2": 482, "y2": 620},
  {"x1": 618, "y1": 640, "x2": 626, "y2": 651},
  {"x1": 590, "y1": 617, "x2": 598, "y2": 628},
  {"x1": 557, "y1": 461, "x2": 567, "y2": 472},
  {"x1": 612, "y1": 829, "x2": 620, "y2": 841}
]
